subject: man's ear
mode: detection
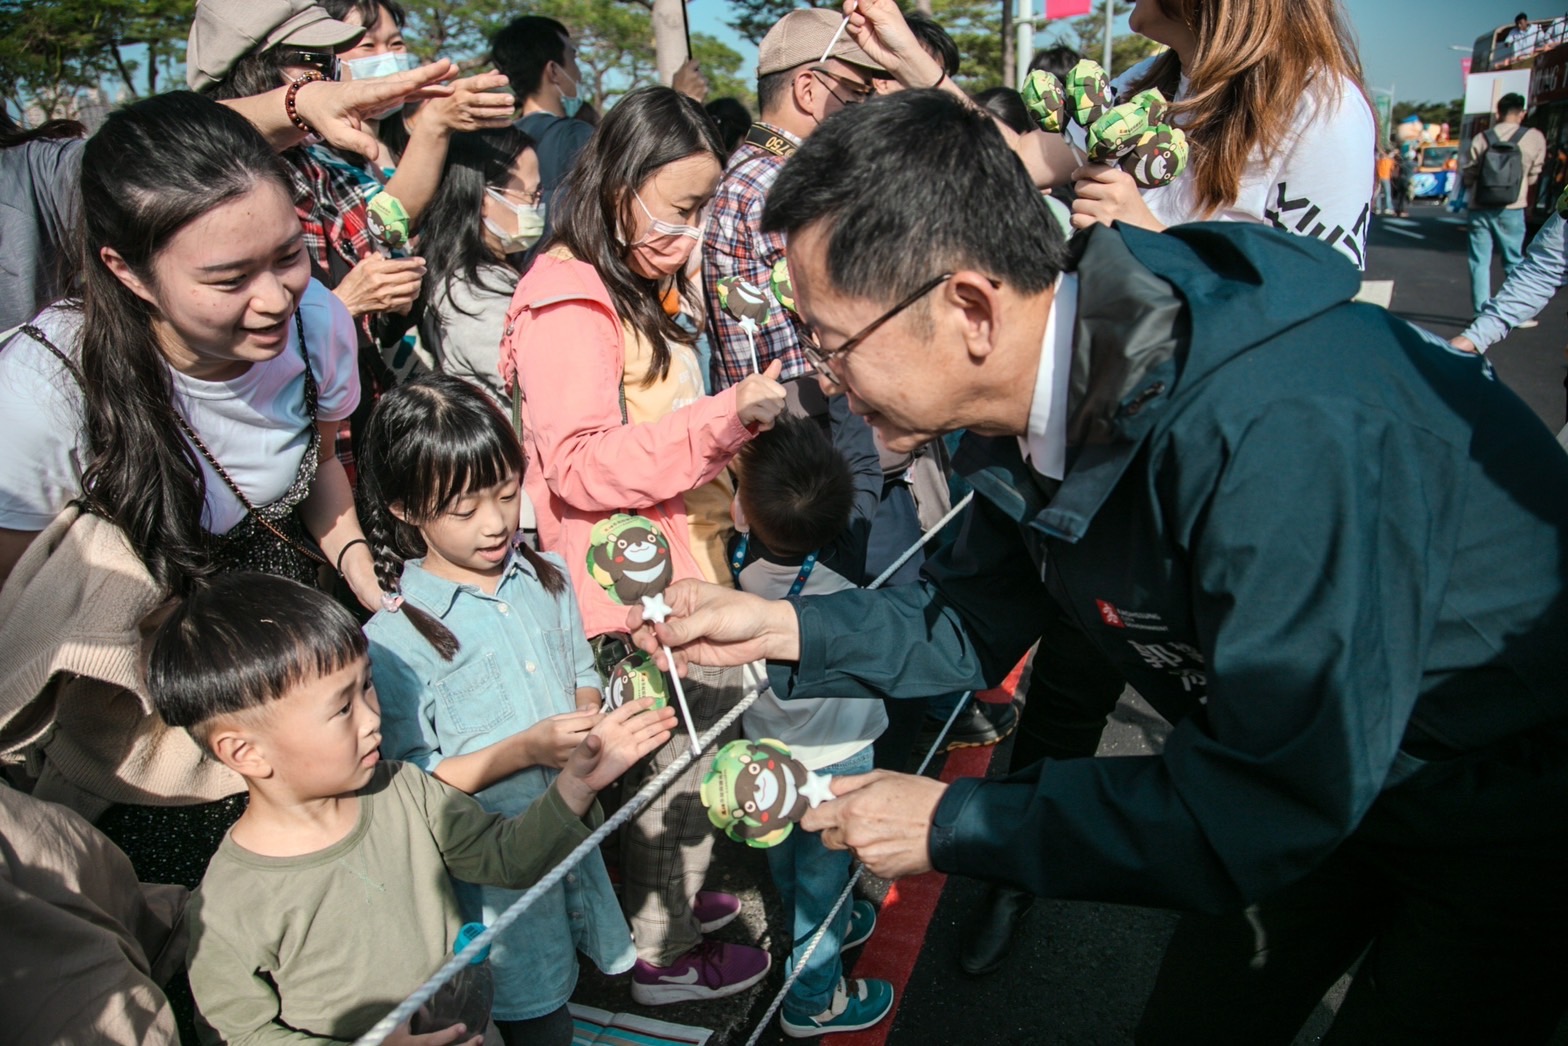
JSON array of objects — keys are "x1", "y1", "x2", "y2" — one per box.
[
  {"x1": 945, "y1": 271, "x2": 1003, "y2": 363},
  {"x1": 209, "y1": 720, "x2": 273, "y2": 781},
  {"x1": 791, "y1": 68, "x2": 818, "y2": 114},
  {"x1": 99, "y1": 247, "x2": 159, "y2": 308}
]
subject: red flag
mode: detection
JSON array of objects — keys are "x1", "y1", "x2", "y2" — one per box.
[{"x1": 1045, "y1": 0, "x2": 1094, "y2": 17}]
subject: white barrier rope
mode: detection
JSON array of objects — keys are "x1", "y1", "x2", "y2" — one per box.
[
  {"x1": 739, "y1": 690, "x2": 974, "y2": 1046},
  {"x1": 354, "y1": 489, "x2": 981, "y2": 1044},
  {"x1": 867, "y1": 490, "x2": 973, "y2": 591},
  {"x1": 353, "y1": 682, "x2": 762, "y2": 1046}
]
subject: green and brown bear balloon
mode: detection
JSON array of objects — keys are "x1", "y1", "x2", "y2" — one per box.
[
  {"x1": 586, "y1": 514, "x2": 674, "y2": 606},
  {"x1": 701, "y1": 738, "x2": 837, "y2": 848},
  {"x1": 1022, "y1": 59, "x2": 1188, "y2": 189}
]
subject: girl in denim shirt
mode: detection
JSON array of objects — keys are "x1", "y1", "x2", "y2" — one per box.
[{"x1": 359, "y1": 374, "x2": 644, "y2": 1046}]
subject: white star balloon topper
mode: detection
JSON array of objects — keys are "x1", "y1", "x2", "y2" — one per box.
[{"x1": 640, "y1": 592, "x2": 702, "y2": 755}]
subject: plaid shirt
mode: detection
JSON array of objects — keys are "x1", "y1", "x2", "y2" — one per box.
[
  {"x1": 701, "y1": 126, "x2": 809, "y2": 391},
  {"x1": 281, "y1": 147, "x2": 376, "y2": 278}
]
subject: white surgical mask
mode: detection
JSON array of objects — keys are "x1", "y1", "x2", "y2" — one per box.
[
  {"x1": 484, "y1": 188, "x2": 547, "y2": 253},
  {"x1": 342, "y1": 51, "x2": 422, "y2": 118}
]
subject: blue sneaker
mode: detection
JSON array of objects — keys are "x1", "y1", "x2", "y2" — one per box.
[
  {"x1": 844, "y1": 899, "x2": 876, "y2": 950},
  {"x1": 780, "y1": 977, "x2": 895, "y2": 1038}
]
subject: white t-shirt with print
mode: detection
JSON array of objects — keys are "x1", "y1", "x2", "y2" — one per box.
[
  {"x1": 0, "y1": 277, "x2": 359, "y2": 533},
  {"x1": 1089, "y1": 57, "x2": 1377, "y2": 269}
]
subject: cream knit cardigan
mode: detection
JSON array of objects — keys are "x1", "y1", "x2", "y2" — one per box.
[{"x1": 0, "y1": 507, "x2": 241, "y2": 820}]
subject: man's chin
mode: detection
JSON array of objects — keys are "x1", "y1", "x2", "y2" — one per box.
[{"x1": 866, "y1": 418, "x2": 932, "y2": 454}]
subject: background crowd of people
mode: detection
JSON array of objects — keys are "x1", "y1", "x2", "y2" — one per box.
[{"x1": 1, "y1": 1, "x2": 1563, "y2": 1045}]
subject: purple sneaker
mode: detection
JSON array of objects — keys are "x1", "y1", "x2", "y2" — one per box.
[
  {"x1": 630, "y1": 938, "x2": 772, "y2": 1005},
  {"x1": 693, "y1": 890, "x2": 741, "y2": 933}
]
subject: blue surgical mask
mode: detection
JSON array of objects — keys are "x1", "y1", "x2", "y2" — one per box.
[
  {"x1": 557, "y1": 67, "x2": 583, "y2": 119},
  {"x1": 342, "y1": 51, "x2": 422, "y2": 118}
]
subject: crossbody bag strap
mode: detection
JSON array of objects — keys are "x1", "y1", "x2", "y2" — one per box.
[{"x1": 175, "y1": 311, "x2": 328, "y2": 566}]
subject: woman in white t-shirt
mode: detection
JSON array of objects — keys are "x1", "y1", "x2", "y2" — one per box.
[
  {"x1": 1070, "y1": 0, "x2": 1376, "y2": 270},
  {"x1": 0, "y1": 91, "x2": 377, "y2": 608}
]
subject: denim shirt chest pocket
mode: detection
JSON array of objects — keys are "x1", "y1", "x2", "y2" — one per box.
[
  {"x1": 537, "y1": 627, "x2": 577, "y2": 704},
  {"x1": 432, "y1": 652, "x2": 513, "y2": 735}
]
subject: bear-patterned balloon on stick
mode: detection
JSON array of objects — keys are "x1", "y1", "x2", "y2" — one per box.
[
  {"x1": 586, "y1": 515, "x2": 674, "y2": 606},
  {"x1": 700, "y1": 738, "x2": 837, "y2": 848},
  {"x1": 1021, "y1": 59, "x2": 1188, "y2": 189},
  {"x1": 716, "y1": 275, "x2": 772, "y2": 374},
  {"x1": 587, "y1": 514, "x2": 700, "y2": 753},
  {"x1": 603, "y1": 649, "x2": 670, "y2": 712}
]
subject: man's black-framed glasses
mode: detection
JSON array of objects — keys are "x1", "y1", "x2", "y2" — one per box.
[
  {"x1": 800, "y1": 272, "x2": 954, "y2": 380},
  {"x1": 809, "y1": 66, "x2": 875, "y2": 107}
]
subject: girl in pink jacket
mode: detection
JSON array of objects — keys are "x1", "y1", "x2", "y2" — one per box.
[{"x1": 499, "y1": 86, "x2": 784, "y2": 1007}]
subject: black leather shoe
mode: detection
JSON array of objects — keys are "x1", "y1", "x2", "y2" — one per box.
[{"x1": 960, "y1": 885, "x2": 1035, "y2": 976}]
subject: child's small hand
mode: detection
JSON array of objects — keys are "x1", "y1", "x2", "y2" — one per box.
[
  {"x1": 384, "y1": 1019, "x2": 483, "y2": 1046},
  {"x1": 521, "y1": 710, "x2": 602, "y2": 769},
  {"x1": 555, "y1": 699, "x2": 678, "y2": 812}
]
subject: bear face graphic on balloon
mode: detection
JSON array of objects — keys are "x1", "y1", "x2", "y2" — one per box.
[{"x1": 587, "y1": 515, "x2": 675, "y2": 606}]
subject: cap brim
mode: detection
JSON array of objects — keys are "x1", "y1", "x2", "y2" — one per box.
[{"x1": 825, "y1": 43, "x2": 887, "y2": 76}]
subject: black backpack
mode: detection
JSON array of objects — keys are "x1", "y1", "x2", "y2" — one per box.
[{"x1": 1474, "y1": 129, "x2": 1525, "y2": 207}]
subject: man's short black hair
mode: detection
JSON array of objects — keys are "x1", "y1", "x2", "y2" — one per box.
[
  {"x1": 906, "y1": 12, "x2": 961, "y2": 77},
  {"x1": 1028, "y1": 43, "x2": 1082, "y2": 79},
  {"x1": 762, "y1": 90, "x2": 1066, "y2": 304},
  {"x1": 491, "y1": 16, "x2": 571, "y2": 99},
  {"x1": 1499, "y1": 92, "x2": 1527, "y2": 117},
  {"x1": 738, "y1": 413, "x2": 854, "y2": 558},
  {"x1": 149, "y1": 573, "x2": 367, "y2": 753},
  {"x1": 757, "y1": 68, "x2": 794, "y2": 116}
]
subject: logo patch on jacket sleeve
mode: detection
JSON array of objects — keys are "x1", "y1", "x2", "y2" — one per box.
[{"x1": 1095, "y1": 599, "x2": 1125, "y2": 628}]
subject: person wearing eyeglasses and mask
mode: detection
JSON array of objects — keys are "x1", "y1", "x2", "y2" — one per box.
[
  {"x1": 412, "y1": 127, "x2": 546, "y2": 406},
  {"x1": 499, "y1": 86, "x2": 785, "y2": 1006},
  {"x1": 702, "y1": 8, "x2": 883, "y2": 396}
]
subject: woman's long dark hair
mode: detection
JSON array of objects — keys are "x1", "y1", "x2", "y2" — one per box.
[
  {"x1": 74, "y1": 92, "x2": 294, "y2": 594},
  {"x1": 355, "y1": 373, "x2": 565, "y2": 660},
  {"x1": 418, "y1": 128, "x2": 534, "y2": 321},
  {"x1": 549, "y1": 86, "x2": 723, "y2": 384}
]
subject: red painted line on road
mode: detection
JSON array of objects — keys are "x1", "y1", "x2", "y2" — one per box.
[{"x1": 834, "y1": 663, "x2": 1026, "y2": 1046}]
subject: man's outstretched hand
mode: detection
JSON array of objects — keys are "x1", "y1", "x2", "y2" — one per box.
[
  {"x1": 626, "y1": 579, "x2": 801, "y2": 673},
  {"x1": 801, "y1": 770, "x2": 948, "y2": 879}
]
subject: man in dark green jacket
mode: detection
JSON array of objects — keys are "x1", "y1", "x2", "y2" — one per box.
[{"x1": 631, "y1": 92, "x2": 1568, "y2": 1041}]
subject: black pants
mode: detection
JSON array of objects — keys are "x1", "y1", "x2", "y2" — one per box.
[
  {"x1": 1008, "y1": 599, "x2": 1126, "y2": 772},
  {"x1": 1139, "y1": 731, "x2": 1568, "y2": 1044}
]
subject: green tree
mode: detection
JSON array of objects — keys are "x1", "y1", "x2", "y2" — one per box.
[
  {"x1": 1392, "y1": 98, "x2": 1463, "y2": 135},
  {"x1": 692, "y1": 32, "x2": 754, "y2": 111},
  {"x1": 0, "y1": 0, "x2": 188, "y2": 119},
  {"x1": 400, "y1": 0, "x2": 742, "y2": 106},
  {"x1": 931, "y1": 0, "x2": 1003, "y2": 91}
]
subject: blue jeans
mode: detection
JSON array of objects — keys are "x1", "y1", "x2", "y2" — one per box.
[
  {"x1": 1469, "y1": 207, "x2": 1527, "y2": 314},
  {"x1": 770, "y1": 745, "x2": 875, "y2": 1016}
]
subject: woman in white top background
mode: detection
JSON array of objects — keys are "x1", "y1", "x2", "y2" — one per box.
[{"x1": 1070, "y1": 0, "x2": 1377, "y2": 270}]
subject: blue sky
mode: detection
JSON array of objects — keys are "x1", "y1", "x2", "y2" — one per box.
[{"x1": 685, "y1": 0, "x2": 1537, "y2": 105}]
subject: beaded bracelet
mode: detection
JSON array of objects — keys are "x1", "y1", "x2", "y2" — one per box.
[{"x1": 285, "y1": 71, "x2": 326, "y2": 136}]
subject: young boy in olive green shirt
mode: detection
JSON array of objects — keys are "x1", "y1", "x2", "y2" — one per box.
[{"x1": 151, "y1": 575, "x2": 675, "y2": 1046}]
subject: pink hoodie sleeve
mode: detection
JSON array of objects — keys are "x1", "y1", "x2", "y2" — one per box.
[{"x1": 509, "y1": 294, "x2": 754, "y2": 513}]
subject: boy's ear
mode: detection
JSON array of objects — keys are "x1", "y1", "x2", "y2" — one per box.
[
  {"x1": 387, "y1": 500, "x2": 409, "y2": 525},
  {"x1": 208, "y1": 719, "x2": 273, "y2": 780}
]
